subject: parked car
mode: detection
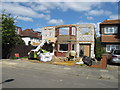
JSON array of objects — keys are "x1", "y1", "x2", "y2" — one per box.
[{"x1": 107, "y1": 49, "x2": 120, "y2": 64}]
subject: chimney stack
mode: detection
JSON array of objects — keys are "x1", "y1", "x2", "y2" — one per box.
[{"x1": 17, "y1": 27, "x2": 22, "y2": 35}]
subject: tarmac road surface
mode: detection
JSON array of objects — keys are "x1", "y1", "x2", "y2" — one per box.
[{"x1": 1, "y1": 59, "x2": 119, "y2": 88}]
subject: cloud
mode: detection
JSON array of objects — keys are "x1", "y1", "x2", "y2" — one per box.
[
  {"x1": 53, "y1": 2, "x2": 101, "y2": 12},
  {"x1": 35, "y1": 5, "x2": 48, "y2": 12},
  {"x1": 48, "y1": 19, "x2": 64, "y2": 25},
  {"x1": 88, "y1": 9, "x2": 112, "y2": 16},
  {"x1": 2, "y1": 2, "x2": 111, "y2": 22},
  {"x1": 2, "y1": 3, "x2": 37, "y2": 17},
  {"x1": 24, "y1": 2, "x2": 60, "y2": 13},
  {"x1": 17, "y1": 16, "x2": 33, "y2": 21},
  {"x1": 2, "y1": 0, "x2": 119, "y2": 2},
  {"x1": 87, "y1": 16, "x2": 94, "y2": 20},
  {"x1": 27, "y1": 2, "x2": 51, "y2": 13},
  {"x1": 60, "y1": 2, "x2": 95, "y2": 12},
  {"x1": 76, "y1": 21, "x2": 91, "y2": 24},
  {"x1": 34, "y1": 28, "x2": 42, "y2": 32},
  {"x1": 1, "y1": 2, "x2": 50, "y2": 20},
  {"x1": 23, "y1": 2, "x2": 101, "y2": 13},
  {"x1": 109, "y1": 14, "x2": 118, "y2": 19},
  {"x1": 1, "y1": 0, "x2": 37, "y2": 2}
]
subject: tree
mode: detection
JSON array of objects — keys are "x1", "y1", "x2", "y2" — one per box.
[
  {"x1": 84, "y1": 32, "x2": 89, "y2": 35},
  {"x1": 95, "y1": 37, "x2": 105, "y2": 60},
  {"x1": 1, "y1": 12, "x2": 25, "y2": 58}
]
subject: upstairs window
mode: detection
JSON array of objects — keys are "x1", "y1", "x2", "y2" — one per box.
[
  {"x1": 60, "y1": 27, "x2": 69, "y2": 35},
  {"x1": 72, "y1": 27, "x2": 76, "y2": 35},
  {"x1": 81, "y1": 28, "x2": 89, "y2": 35},
  {"x1": 104, "y1": 26, "x2": 118, "y2": 34}
]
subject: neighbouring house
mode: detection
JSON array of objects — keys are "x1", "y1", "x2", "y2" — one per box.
[
  {"x1": 100, "y1": 19, "x2": 120, "y2": 53},
  {"x1": 16, "y1": 27, "x2": 42, "y2": 46},
  {"x1": 42, "y1": 24, "x2": 95, "y2": 58}
]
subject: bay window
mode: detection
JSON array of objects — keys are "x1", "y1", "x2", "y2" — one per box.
[{"x1": 106, "y1": 45, "x2": 120, "y2": 52}]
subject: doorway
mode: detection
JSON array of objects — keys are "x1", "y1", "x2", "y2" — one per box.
[{"x1": 79, "y1": 44, "x2": 91, "y2": 57}]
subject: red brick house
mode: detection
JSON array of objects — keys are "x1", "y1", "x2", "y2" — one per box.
[{"x1": 100, "y1": 19, "x2": 120, "y2": 52}]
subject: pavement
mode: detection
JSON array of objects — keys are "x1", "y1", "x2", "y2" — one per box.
[{"x1": 1, "y1": 59, "x2": 119, "y2": 81}]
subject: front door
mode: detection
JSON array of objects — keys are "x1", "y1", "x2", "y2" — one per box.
[{"x1": 79, "y1": 44, "x2": 91, "y2": 57}]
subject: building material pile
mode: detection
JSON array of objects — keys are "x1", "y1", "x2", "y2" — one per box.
[{"x1": 28, "y1": 40, "x2": 54, "y2": 62}]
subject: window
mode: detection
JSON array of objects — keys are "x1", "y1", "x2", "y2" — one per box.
[
  {"x1": 60, "y1": 27, "x2": 69, "y2": 35},
  {"x1": 59, "y1": 44, "x2": 68, "y2": 51},
  {"x1": 116, "y1": 45, "x2": 120, "y2": 49},
  {"x1": 104, "y1": 26, "x2": 118, "y2": 34},
  {"x1": 72, "y1": 27, "x2": 76, "y2": 35},
  {"x1": 81, "y1": 28, "x2": 89, "y2": 35},
  {"x1": 106, "y1": 45, "x2": 120, "y2": 52},
  {"x1": 106, "y1": 45, "x2": 110, "y2": 52}
]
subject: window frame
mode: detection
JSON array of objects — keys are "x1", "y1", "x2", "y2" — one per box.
[
  {"x1": 106, "y1": 45, "x2": 120, "y2": 52},
  {"x1": 59, "y1": 44, "x2": 68, "y2": 52},
  {"x1": 104, "y1": 26, "x2": 118, "y2": 34},
  {"x1": 59, "y1": 27, "x2": 69, "y2": 35}
]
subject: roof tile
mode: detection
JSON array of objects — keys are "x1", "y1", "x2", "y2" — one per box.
[
  {"x1": 100, "y1": 19, "x2": 120, "y2": 24},
  {"x1": 21, "y1": 29, "x2": 42, "y2": 39}
]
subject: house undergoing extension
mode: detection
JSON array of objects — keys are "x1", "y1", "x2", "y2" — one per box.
[
  {"x1": 100, "y1": 19, "x2": 120, "y2": 53},
  {"x1": 17, "y1": 27, "x2": 42, "y2": 46},
  {"x1": 42, "y1": 24, "x2": 95, "y2": 58}
]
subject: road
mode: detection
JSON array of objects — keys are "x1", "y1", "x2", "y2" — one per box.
[{"x1": 1, "y1": 59, "x2": 119, "y2": 88}]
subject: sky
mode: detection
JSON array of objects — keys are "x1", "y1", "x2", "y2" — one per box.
[{"x1": 1, "y1": 0, "x2": 119, "y2": 36}]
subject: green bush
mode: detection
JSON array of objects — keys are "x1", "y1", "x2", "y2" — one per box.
[
  {"x1": 95, "y1": 37, "x2": 106, "y2": 60},
  {"x1": 10, "y1": 56, "x2": 18, "y2": 59}
]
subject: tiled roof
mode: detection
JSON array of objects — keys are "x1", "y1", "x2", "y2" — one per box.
[
  {"x1": 21, "y1": 29, "x2": 42, "y2": 39},
  {"x1": 100, "y1": 19, "x2": 120, "y2": 24},
  {"x1": 101, "y1": 35, "x2": 120, "y2": 42}
]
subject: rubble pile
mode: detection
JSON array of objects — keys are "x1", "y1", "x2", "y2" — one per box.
[{"x1": 27, "y1": 40, "x2": 101, "y2": 67}]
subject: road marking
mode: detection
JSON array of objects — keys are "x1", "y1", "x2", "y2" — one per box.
[
  {"x1": 3, "y1": 62, "x2": 18, "y2": 65},
  {"x1": 100, "y1": 70, "x2": 109, "y2": 72},
  {"x1": 63, "y1": 67, "x2": 71, "y2": 70}
]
